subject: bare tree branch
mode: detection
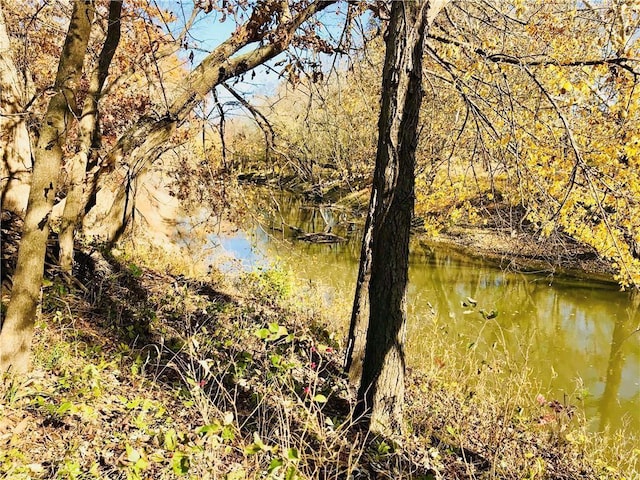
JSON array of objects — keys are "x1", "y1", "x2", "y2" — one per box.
[{"x1": 428, "y1": 33, "x2": 640, "y2": 75}]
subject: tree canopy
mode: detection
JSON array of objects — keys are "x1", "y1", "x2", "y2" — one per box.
[{"x1": 242, "y1": 0, "x2": 640, "y2": 289}]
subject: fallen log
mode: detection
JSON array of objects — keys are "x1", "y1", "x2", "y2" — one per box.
[{"x1": 297, "y1": 232, "x2": 346, "y2": 244}]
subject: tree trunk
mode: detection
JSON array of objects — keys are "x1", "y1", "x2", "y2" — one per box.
[
  {"x1": 59, "y1": 0, "x2": 122, "y2": 274},
  {"x1": 344, "y1": 191, "x2": 374, "y2": 385},
  {"x1": 0, "y1": 0, "x2": 95, "y2": 374},
  {"x1": 355, "y1": 0, "x2": 448, "y2": 436},
  {"x1": 83, "y1": 1, "x2": 336, "y2": 244},
  {"x1": 0, "y1": 4, "x2": 32, "y2": 214}
]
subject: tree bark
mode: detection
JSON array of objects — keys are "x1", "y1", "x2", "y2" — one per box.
[
  {"x1": 59, "y1": 0, "x2": 122, "y2": 274},
  {"x1": 0, "y1": 3, "x2": 32, "y2": 214},
  {"x1": 0, "y1": 0, "x2": 95, "y2": 374},
  {"x1": 344, "y1": 191, "x2": 374, "y2": 385},
  {"x1": 355, "y1": 0, "x2": 448, "y2": 435},
  {"x1": 84, "y1": 0, "x2": 336, "y2": 244}
]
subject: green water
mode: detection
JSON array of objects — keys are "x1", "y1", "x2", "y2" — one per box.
[{"x1": 207, "y1": 189, "x2": 640, "y2": 435}]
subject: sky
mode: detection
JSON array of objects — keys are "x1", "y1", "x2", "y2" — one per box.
[{"x1": 152, "y1": 1, "x2": 361, "y2": 122}]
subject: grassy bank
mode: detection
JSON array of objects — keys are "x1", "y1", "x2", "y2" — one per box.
[{"x1": 1, "y1": 244, "x2": 637, "y2": 479}]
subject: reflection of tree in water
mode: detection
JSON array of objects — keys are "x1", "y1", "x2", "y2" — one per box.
[
  {"x1": 406, "y1": 250, "x2": 639, "y2": 434},
  {"x1": 254, "y1": 189, "x2": 355, "y2": 246},
  {"x1": 319, "y1": 205, "x2": 335, "y2": 232},
  {"x1": 599, "y1": 293, "x2": 640, "y2": 432}
]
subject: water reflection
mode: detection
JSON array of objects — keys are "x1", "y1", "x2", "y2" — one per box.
[
  {"x1": 202, "y1": 189, "x2": 640, "y2": 435},
  {"x1": 599, "y1": 296, "x2": 640, "y2": 432},
  {"x1": 405, "y1": 249, "x2": 640, "y2": 434}
]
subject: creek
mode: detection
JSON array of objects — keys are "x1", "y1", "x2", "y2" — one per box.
[{"x1": 195, "y1": 188, "x2": 639, "y2": 436}]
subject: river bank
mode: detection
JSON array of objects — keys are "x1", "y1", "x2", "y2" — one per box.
[
  {"x1": 426, "y1": 225, "x2": 616, "y2": 285},
  {"x1": 1, "y1": 243, "x2": 637, "y2": 479},
  {"x1": 242, "y1": 176, "x2": 620, "y2": 286}
]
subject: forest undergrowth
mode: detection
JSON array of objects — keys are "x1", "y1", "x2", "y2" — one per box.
[{"x1": 0, "y1": 242, "x2": 638, "y2": 480}]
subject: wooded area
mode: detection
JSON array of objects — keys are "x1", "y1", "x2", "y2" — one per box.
[{"x1": 1, "y1": 1, "x2": 639, "y2": 478}]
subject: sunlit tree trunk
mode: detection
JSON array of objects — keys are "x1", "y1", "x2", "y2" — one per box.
[
  {"x1": 0, "y1": 4, "x2": 32, "y2": 214},
  {"x1": 59, "y1": 0, "x2": 122, "y2": 274},
  {"x1": 355, "y1": 0, "x2": 448, "y2": 435},
  {"x1": 0, "y1": 0, "x2": 95, "y2": 374},
  {"x1": 344, "y1": 196, "x2": 374, "y2": 385}
]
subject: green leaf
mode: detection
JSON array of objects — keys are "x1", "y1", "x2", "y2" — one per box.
[
  {"x1": 287, "y1": 447, "x2": 300, "y2": 462},
  {"x1": 244, "y1": 443, "x2": 262, "y2": 455},
  {"x1": 197, "y1": 422, "x2": 222, "y2": 436},
  {"x1": 171, "y1": 452, "x2": 190, "y2": 475},
  {"x1": 268, "y1": 322, "x2": 280, "y2": 334},
  {"x1": 134, "y1": 456, "x2": 149, "y2": 472},
  {"x1": 270, "y1": 354, "x2": 283, "y2": 367},
  {"x1": 149, "y1": 451, "x2": 165, "y2": 462},
  {"x1": 313, "y1": 394, "x2": 328, "y2": 403},
  {"x1": 57, "y1": 401, "x2": 72, "y2": 416},
  {"x1": 265, "y1": 323, "x2": 288, "y2": 341},
  {"x1": 377, "y1": 441, "x2": 391, "y2": 455},
  {"x1": 253, "y1": 432, "x2": 267, "y2": 450},
  {"x1": 255, "y1": 328, "x2": 270, "y2": 340},
  {"x1": 128, "y1": 263, "x2": 143, "y2": 278},
  {"x1": 285, "y1": 466, "x2": 299, "y2": 480},
  {"x1": 222, "y1": 425, "x2": 235, "y2": 441},
  {"x1": 268, "y1": 457, "x2": 284, "y2": 474},
  {"x1": 164, "y1": 428, "x2": 178, "y2": 451}
]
